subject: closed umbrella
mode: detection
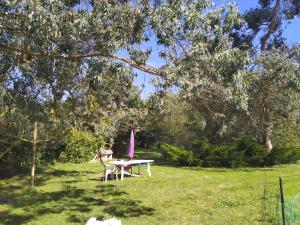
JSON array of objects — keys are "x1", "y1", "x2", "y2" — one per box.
[{"x1": 128, "y1": 129, "x2": 134, "y2": 160}]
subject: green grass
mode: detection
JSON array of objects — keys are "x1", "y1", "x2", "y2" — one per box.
[{"x1": 0, "y1": 150, "x2": 299, "y2": 225}]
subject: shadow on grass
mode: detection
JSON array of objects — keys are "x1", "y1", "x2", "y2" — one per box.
[
  {"x1": 1, "y1": 211, "x2": 35, "y2": 225},
  {"x1": 103, "y1": 199, "x2": 155, "y2": 217},
  {"x1": 0, "y1": 169, "x2": 155, "y2": 225}
]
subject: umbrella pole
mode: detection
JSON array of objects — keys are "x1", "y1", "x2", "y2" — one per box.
[{"x1": 130, "y1": 158, "x2": 133, "y2": 176}]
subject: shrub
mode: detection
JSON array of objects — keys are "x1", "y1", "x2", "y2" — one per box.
[
  {"x1": 60, "y1": 129, "x2": 104, "y2": 163},
  {"x1": 202, "y1": 144, "x2": 234, "y2": 167},
  {"x1": 165, "y1": 135, "x2": 300, "y2": 167},
  {"x1": 198, "y1": 136, "x2": 300, "y2": 168},
  {"x1": 267, "y1": 146, "x2": 300, "y2": 165},
  {"x1": 161, "y1": 143, "x2": 196, "y2": 166},
  {"x1": 233, "y1": 136, "x2": 267, "y2": 167},
  {"x1": 0, "y1": 141, "x2": 32, "y2": 177}
]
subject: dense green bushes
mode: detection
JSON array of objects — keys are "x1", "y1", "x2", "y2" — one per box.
[
  {"x1": 0, "y1": 128, "x2": 105, "y2": 175},
  {"x1": 0, "y1": 142, "x2": 33, "y2": 173},
  {"x1": 161, "y1": 143, "x2": 196, "y2": 166},
  {"x1": 267, "y1": 146, "x2": 300, "y2": 165},
  {"x1": 196, "y1": 136, "x2": 268, "y2": 167},
  {"x1": 60, "y1": 129, "x2": 104, "y2": 163},
  {"x1": 161, "y1": 136, "x2": 300, "y2": 167}
]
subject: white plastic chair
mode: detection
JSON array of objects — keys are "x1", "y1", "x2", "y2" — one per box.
[{"x1": 100, "y1": 157, "x2": 118, "y2": 182}]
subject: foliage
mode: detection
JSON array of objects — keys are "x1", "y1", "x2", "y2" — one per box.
[
  {"x1": 1, "y1": 0, "x2": 145, "y2": 170},
  {"x1": 197, "y1": 136, "x2": 268, "y2": 167},
  {"x1": 244, "y1": 48, "x2": 300, "y2": 151},
  {"x1": 60, "y1": 129, "x2": 104, "y2": 163},
  {"x1": 141, "y1": 79, "x2": 300, "y2": 155},
  {"x1": 234, "y1": 0, "x2": 300, "y2": 51},
  {"x1": 0, "y1": 141, "x2": 32, "y2": 173},
  {"x1": 1, "y1": 0, "x2": 251, "y2": 109},
  {"x1": 268, "y1": 146, "x2": 300, "y2": 165},
  {"x1": 160, "y1": 136, "x2": 300, "y2": 167},
  {"x1": 201, "y1": 137, "x2": 300, "y2": 168},
  {"x1": 1, "y1": 0, "x2": 300, "y2": 179},
  {"x1": 139, "y1": 94, "x2": 197, "y2": 147},
  {"x1": 161, "y1": 143, "x2": 196, "y2": 166},
  {"x1": 0, "y1": 106, "x2": 66, "y2": 172}
]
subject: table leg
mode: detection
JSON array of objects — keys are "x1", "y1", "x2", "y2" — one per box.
[
  {"x1": 121, "y1": 165, "x2": 124, "y2": 181},
  {"x1": 147, "y1": 163, "x2": 152, "y2": 177}
]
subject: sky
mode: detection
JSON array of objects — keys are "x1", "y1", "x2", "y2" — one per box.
[{"x1": 134, "y1": 0, "x2": 300, "y2": 99}]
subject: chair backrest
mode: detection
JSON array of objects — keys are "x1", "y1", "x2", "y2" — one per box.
[
  {"x1": 100, "y1": 149, "x2": 113, "y2": 161},
  {"x1": 99, "y1": 149, "x2": 114, "y2": 170}
]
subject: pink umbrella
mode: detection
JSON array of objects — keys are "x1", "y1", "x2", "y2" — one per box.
[{"x1": 128, "y1": 129, "x2": 134, "y2": 159}]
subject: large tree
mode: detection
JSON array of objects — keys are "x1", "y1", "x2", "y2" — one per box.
[
  {"x1": 1, "y1": 0, "x2": 251, "y2": 146},
  {"x1": 231, "y1": 0, "x2": 300, "y2": 51},
  {"x1": 227, "y1": 0, "x2": 300, "y2": 152},
  {"x1": 1, "y1": 1, "x2": 248, "y2": 85},
  {"x1": 247, "y1": 47, "x2": 300, "y2": 152}
]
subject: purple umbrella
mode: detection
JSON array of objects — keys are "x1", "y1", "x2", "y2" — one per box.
[{"x1": 128, "y1": 129, "x2": 134, "y2": 159}]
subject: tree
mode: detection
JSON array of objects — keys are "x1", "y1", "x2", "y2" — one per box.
[
  {"x1": 1, "y1": 1, "x2": 248, "y2": 89},
  {"x1": 138, "y1": 93, "x2": 196, "y2": 147},
  {"x1": 1, "y1": 0, "x2": 253, "y2": 154},
  {"x1": 232, "y1": 0, "x2": 300, "y2": 51},
  {"x1": 246, "y1": 47, "x2": 300, "y2": 152},
  {"x1": 228, "y1": 0, "x2": 300, "y2": 152}
]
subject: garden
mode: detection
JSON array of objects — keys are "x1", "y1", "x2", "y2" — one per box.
[
  {"x1": 1, "y1": 149, "x2": 300, "y2": 225},
  {"x1": 1, "y1": 0, "x2": 300, "y2": 224}
]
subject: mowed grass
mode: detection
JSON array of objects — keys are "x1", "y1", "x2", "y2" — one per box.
[{"x1": 0, "y1": 150, "x2": 299, "y2": 225}]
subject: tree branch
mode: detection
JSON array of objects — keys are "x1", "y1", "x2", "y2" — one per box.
[
  {"x1": 0, "y1": 43, "x2": 163, "y2": 76},
  {"x1": 6, "y1": 134, "x2": 30, "y2": 143},
  {"x1": 0, "y1": 24, "x2": 15, "y2": 30},
  {"x1": 260, "y1": 0, "x2": 281, "y2": 51},
  {"x1": 0, "y1": 142, "x2": 18, "y2": 159}
]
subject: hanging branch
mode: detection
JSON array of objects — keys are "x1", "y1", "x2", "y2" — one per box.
[{"x1": 0, "y1": 43, "x2": 163, "y2": 76}]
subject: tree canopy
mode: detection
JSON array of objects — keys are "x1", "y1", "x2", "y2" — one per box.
[{"x1": 0, "y1": 0, "x2": 300, "y2": 178}]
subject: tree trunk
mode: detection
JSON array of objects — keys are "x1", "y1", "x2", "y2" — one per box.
[
  {"x1": 259, "y1": 0, "x2": 280, "y2": 152},
  {"x1": 31, "y1": 121, "x2": 38, "y2": 189},
  {"x1": 266, "y1": 128, "x2": 273, "y2": 154},
  {"x1": 260, "y1": 0, "x2": 281, "y2": 51},
  {"x1": 265, "y1": 110, "x2": 273, "y2": 154}
]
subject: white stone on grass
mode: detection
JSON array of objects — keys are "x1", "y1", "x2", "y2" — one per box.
[{"x1": 85, "y1": 217, "x2": 122, "y2": 225}]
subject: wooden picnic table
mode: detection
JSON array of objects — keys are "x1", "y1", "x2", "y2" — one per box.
[{"x1": 112, "y1": 159, "x2": 154, "y2": 181}]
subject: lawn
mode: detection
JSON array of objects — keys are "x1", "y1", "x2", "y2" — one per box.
[{"x1": 0, "y1": 151, "x2": 299, "y2": 225}]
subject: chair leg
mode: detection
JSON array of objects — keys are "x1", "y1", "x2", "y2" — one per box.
[
  {"x1": 116, "y1": 170, "x2": 119, "y2": 181},
  {"x1": 105, "y1": 171, "x2": 108, "y2": 182},
  {"x1": 103, "y1": 171, "x2": 106, "y2": 182}
]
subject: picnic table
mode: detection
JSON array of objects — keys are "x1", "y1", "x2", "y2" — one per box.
[{"x1": 113, "y1": 160, "x2": 154, "y2": 181}]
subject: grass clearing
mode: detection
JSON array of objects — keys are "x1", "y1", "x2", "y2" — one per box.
[{"x1": 0, "y1": 151, "x2": 299, "y2": 225}]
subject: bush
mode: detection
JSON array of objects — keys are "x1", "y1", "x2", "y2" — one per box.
[
  {"x1": 202, "y1": 144, "x2": 234, "y2": 167},
  {"x1": 0, "y1": 141, "x2": 32, "y2": 177},
  {"x1": 60, "y1": 129, "x2": 104, "y2": 163},
  {"x1": 162, "y1": 136, "x2": 300, "y2": 167},
  {"x1": 268, "y1": 146, "x2": 300, "y2": 165},
  {"x1": 189, "y1": 136, "x2": 266, "y2": 167},
  {"x1": 233, "y1": 136, "x2": 267, "y2": 167},
  {"x1": 161, "y1": 143, "x2": 197, "y2": 166}
]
